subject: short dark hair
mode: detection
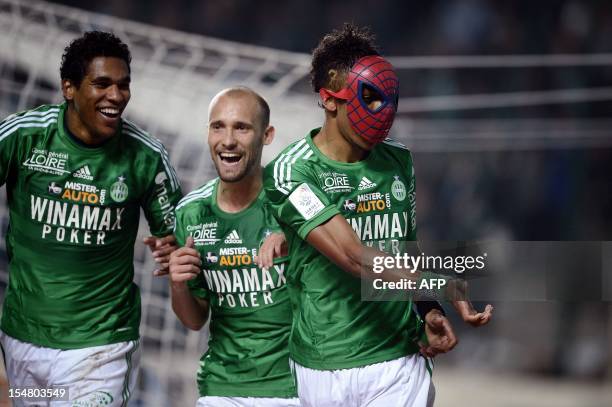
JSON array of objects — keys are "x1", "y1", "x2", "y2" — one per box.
[
  {"x1": 310, "y1": 23, "x2": 379, "y2": 92},
  {"x1": 60, "y1": 31, "x2": 131, "y2": 87}
]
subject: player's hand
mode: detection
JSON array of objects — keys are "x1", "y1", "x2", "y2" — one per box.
[
  {"x1": 144, "y1": 234, "x2": 179, "y2": 276},
  {"x1": 255, "y1": 232, "x2": 287, "y2": 269},
  {"x1": 168, "y1": 237, "x2": 201, "y2": 284},
  {"x1": 419, "y1": 309, "x2": 458, "y2": 357},
  {"x1": 453, "y1": 301, "x2": 494, "y2": 327},
  {"x1": 447, "y1": 278, "x2": 493, "y2": 327}
]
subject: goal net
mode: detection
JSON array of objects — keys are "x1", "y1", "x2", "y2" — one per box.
[{"x1": 2, "y1": 1, "x2": 612, "y2": 406}]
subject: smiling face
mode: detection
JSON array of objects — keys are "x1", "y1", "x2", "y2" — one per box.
[
  {"x1": 62, "y1": 56, "x2": 131, "y2": 144},
  {"x1": 207, "y1": 91, "x2": 274, "y2": 183}
]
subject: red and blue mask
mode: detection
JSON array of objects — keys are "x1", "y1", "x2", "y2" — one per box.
[{"x1": 319, "y1": 55, "x2": 399, "y2": 144}]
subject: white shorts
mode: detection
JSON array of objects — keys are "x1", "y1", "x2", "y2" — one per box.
[
  {"x1": 196, "y1": 396, "x2": 301, "y2": 406},
  {"x1": 291, "y1": 354, "x2": 434, "y2": 407},
  {"x1": 0, "y1": 331, "x2": 140, "y2": 407}
]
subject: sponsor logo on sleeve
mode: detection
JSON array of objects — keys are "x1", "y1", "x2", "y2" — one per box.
[
  {"x1": 155, "y1": 171, "x2": 168, "y2": 184},
  {"x1": 289, "y1": 183, "x2": 326, "y2": 220},
  {"x1": 154, "y1": 171, "x2": 175, "y2": 227}
]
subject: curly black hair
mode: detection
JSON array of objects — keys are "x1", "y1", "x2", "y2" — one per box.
[
  {"x1": 60, "y1": 31, "x2": 131, "y2": 87},
  {"x1": 310, "y1": 23, "x2": 379, "y2": 93}
]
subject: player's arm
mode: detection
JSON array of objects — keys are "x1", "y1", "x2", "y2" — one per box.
[
  {"x1": 307, "y1": 215, "x2": 463, "y2": 355},
  {"x1": 307, "y1": 215, "x2": 492, "y2": 326},
  {"x1": 256, "y1": 220, "x2": 458, "y2": 355},
  {"x1": 168, "y1": 236, "x2": 209, "y2": 330},
  {"x1": 0, "y1": 112, "x2": 23, "y2": 186},
  {"x1": 306, "y1": 214, "x2": 419, "y2": 282},
  {"x1": 306, "y1": 214, "x2": 374, "y2": 277},
  {"x1": 141, "y1": 148, "x2": 183, "y2": 275}
]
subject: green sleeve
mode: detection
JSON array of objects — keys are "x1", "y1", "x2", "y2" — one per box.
[
  {"x1": 260, "y1": 200, "x2": 290, "y2": 266},
  {"x1": 174, "y1": 204, "x2": 210, "y2": 299},
  {"x1": 405, "y1": 151, "x2": 418, "y2": 241},
  {"x1": 263, "y1": 162, "x2": 339, "y2": 240},
  {"x1": 0, "y1": 115, "x2": 21, "y2": 186},
  {"x1": 173, "y1": 206, "x2": 187, "y2": 247},
  {"x1": 142, "y1": 152, "x2": 182, "y2": 237}
]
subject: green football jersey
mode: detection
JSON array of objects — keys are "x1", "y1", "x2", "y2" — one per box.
[
  {"x1": 263, "y1": 128, "x2": 421, "y2": 370},
  {"x1": 0, "y1": 103, "x2": 182, "y2": 349},
  {"x1": 174, "y1": 178, "x2": 296, "y2": 398}
]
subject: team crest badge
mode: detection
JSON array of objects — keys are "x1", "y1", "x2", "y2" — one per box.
[
  {"x1": 391, "y1": 175, "x2": 406, "y2": 201},
  {"x1": 110, "y1": 175, "x2": 129, "y2": 202}
]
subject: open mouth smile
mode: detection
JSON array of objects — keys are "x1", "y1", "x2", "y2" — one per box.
[
  {"x1": 219, "y1": 152, "x2": 243, "y2": 165},
  {"x1": 98, "y1": 107, "x2": 121, "y2": 119}
]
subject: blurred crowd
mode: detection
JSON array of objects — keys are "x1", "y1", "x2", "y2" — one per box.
[{"x1": 56, "y1": 0, "x2": 612, "y2": 56}]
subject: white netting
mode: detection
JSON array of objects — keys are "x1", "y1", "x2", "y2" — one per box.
[{"x1": 2, "y1": 0, "x2": 612, "y2": 406}]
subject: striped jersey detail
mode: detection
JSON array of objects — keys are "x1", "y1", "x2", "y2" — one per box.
[
  {"x1": 0, "y1": 108, "x2": 59, "y2": 143},
  {"x1": 122, "y1": 120, "x2": 180, "y2": 192},
  {"x1": 175, "y1": 179, "x2": 216, "y2": 210},
  {"x1": 273, "y1": 139, "x2": 314, "y2": 195},
  {"x1": 382, "y1": 138, "x2": 409, "y2": 150}
]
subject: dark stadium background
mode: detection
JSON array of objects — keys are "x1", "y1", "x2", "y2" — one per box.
[
  {"x1": 1, "y1": 0, "x2": 611, "y2": 406},
  {"x1": 55, "y1": 0, "x2": 612, "y2": 239}
]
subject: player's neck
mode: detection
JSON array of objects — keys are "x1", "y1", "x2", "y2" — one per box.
[
  {"x1": 315, "y1": 122, "x2": 367, "y2": 163},
  {"x1": 216, "y1": 168, "x2": 262, "y2": 213}
]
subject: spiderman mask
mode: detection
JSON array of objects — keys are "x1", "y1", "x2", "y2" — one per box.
[{"x1": 319, "y1": 55, "x2": 399, "y2": 144}]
